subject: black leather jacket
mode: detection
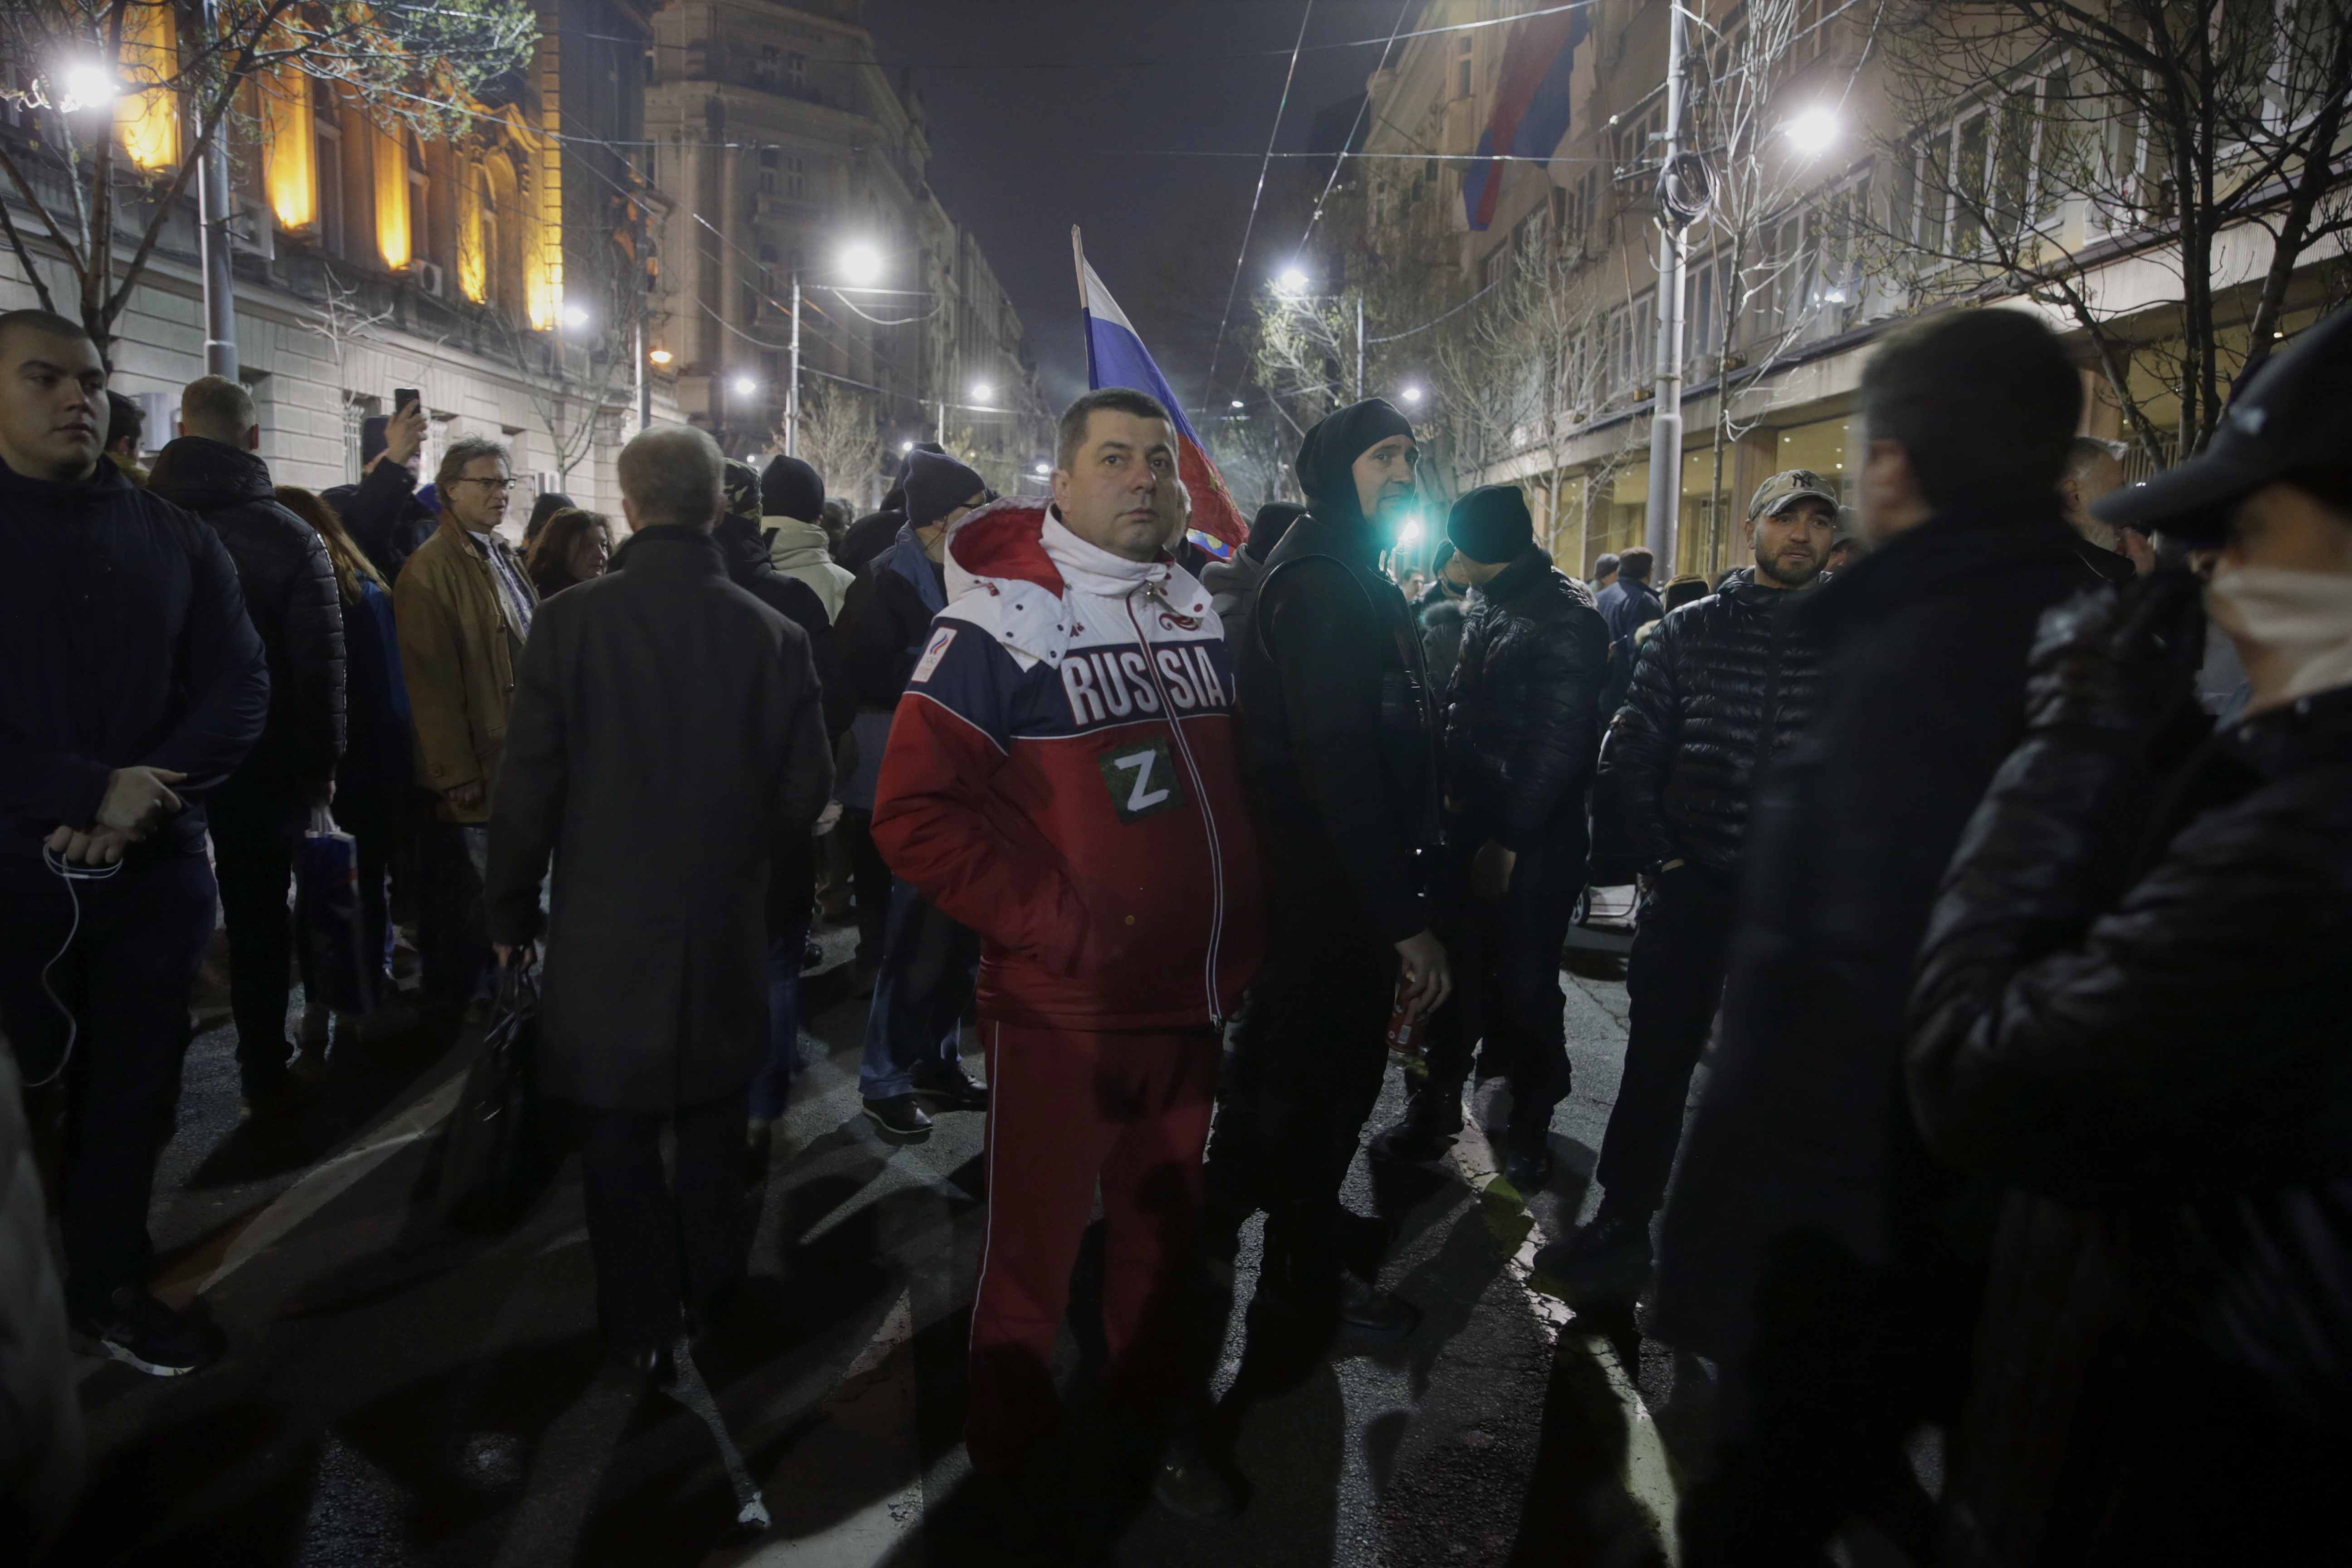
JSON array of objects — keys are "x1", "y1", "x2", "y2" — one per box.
[
  {"x1": 148, "y1": 437, "x2": 346, "y2": 785},
  {"x1": 713, "y1": 515, "x2": 853, "y2": 740},
  {"x1": 1444, "y1": 547, "x2": 1610, "y2": 850},
  {"x1": 1602, "y1": 565, "x2": 1825, "y2": 878},
  {"x1": 1237, "y1": 510, "x2": 1442, "y2": 941}
]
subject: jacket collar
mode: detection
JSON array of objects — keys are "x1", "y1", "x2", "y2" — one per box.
[
  {"x1": 1279, "y1": 508, "x2": 1384, "y2": 572},
  {"x1": 147, "y1": 436, "x2": 272, "y2": 512},
  {"x1": 622, "y1": 524, "x2": 725, "y2": 574},
  {"x1": 0, "y1": 451, "x2": 133, "y2": 502},
  {"x1": 433, "y1": 512, "x2": 514, "y2": 556},
  {"x1": 763, "y1": 515, "x2": 833, "y2": 566},
  {"x1": 2216, "y1": 682, "x2": 2352, "y2": 775},
  {"x1": 943, "y1": 498, "x2": 1211, "y2": 666},
  {"x1": 1476, "y1": 545, "x2": 1557, "y2": 607},
  {"x1": 1799, "y1": 504, "x2": 2080, "y2": 648}
]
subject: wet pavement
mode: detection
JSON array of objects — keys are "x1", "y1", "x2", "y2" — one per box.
[{"x1": 34, "y1": 923, "x2": 1759, "y2": 1567}]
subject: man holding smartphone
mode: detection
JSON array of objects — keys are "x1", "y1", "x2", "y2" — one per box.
[{"x1": 327, "y1": 391, "x2": 435, "y2": 582}]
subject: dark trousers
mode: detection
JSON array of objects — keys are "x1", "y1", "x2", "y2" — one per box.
[
  {"x1": 208, "y1": 779, "x2": 303, "y2": 1092},
  {"x1": 0, "y1": 853, "x2": 215, "y2": 1318},
  {"x1": 573, "y1": 1088, "x2": 750, "y2": 1355},
  {"x1": 837, "y1": 806, "x2": 892, "y2": 960},
  {"x1": 968, "y1": 1021, "x2": 1221, "y2": 1474},
  {"x1": 1682, "y1": 1238, "x2": 1980, "y2": 1567},
  {"x1": 329, "y1": 782, "x2": 397, "y2": 989},
  {"x1": 415, "y1": 809, "x2": 490, "y2": 1003},
  {"x1": 1422, "y1": 829, "x2": 1587, "y2": 1135},
  {"x1": 858, "y1": 876, "x2": 978, "y2": 1100},
  {"x1": 750, "y1": 917, "x2": 811, "y2": 1122},
  {"x1": 1594, "y1": 865, "x2": 1739, "y2": 1218},
  {"x1": 1203, "y1": 891, "x2": 1395, "y2": 1293}
]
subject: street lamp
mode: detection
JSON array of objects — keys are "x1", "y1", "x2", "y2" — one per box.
[
  {"x1": 902, "y1": 439, "x2": 916, "y2": 454},
  {"x1": 561, "y1": 303, "x2": 590, "y2": 329},
  {"x1": 840, "y1": 242, "x2": 883, "y2": 288},
  {"x1": 732, "y1": 374, "x2": 758, "y2": 397},
  {"x1": 971, "y1": 380, "x2": 994, "y2": 404},
  {"x1": 648, "y1": 347, "x2": 673, "y2": 366},
  {"x1": 1784, "y1": 107, "x2": 1838, "y2": 156},
  {"x1": 1230, "y1": 399, "x2": 1245, "y2": 409},
  {"x1": 1397, "y1": 516, "x2": 1424, "y2": 547},
  {"x1": 56, "y1": 63, "x2": 116, "y2": 113},
  {"x1": 1275, "y1": 265, "x2": 1310, "y2": 298},
  {"x1": 1399, "y1": 383, "x2": 1425, "y2": 407}
]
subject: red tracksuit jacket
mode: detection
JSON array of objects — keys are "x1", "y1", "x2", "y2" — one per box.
[{"x1": 870, "y1": 500, "x2": 1266, "y2": 1032}]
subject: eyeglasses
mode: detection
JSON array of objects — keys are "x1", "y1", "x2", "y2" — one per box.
[{"x1": 454, "y1": 477, "x2": 514, "y2": 492}]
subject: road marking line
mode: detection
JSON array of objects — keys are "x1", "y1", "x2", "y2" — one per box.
[{"x1": 197, "y1": 1069, "x2": 469, "y2": 1297}]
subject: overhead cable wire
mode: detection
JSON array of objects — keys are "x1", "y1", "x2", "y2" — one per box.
[
  {"x1": 1298, "y1": 0, "x2": 1416, "y2": 252},
  {"x1": 1203, "y1": 0, "x2": 1317, "y2": 404}
]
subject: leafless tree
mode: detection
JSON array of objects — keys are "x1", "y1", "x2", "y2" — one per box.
[
  {"x1": 491, "y1": 236, "x2": 645, "y2": 489},
  {"x1": 0, "y1": 0, "x2": 530, "y2": 353},
  {"x1": 789, "y1": 377, "x2": 886, "y2": 509},
  {"x1": 1867, "y1": 0, "x2": 2352, "y2": 460}
]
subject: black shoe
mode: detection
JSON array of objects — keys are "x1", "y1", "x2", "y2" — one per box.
[
  {"x1": 912, "y1": 1059, "x2": 989, "y2": 1113},
  {"x1": 1498, "y1": 1119, "x2": 1554, "y2": 1195},
  {"x1": 624, "y1": 1340, "x2": 678, "y2": 1389},
  {"x1": 1337, "y1": 1274, "x2": 1421, "y2": 1343},
  {"x1": 1369, "y1": 1088, "x2": 1464, "y2": 1165},
  {"x1": 1530, "y1": 1211, "x2": 1655, "y2": 1302},
  {"x1": 863, "y1": 1093, "x2": 934, "y2": 1142},
  {"x1": 237, "y1": 1066, "x2": 321, "y2": 1123},
  {"x1": 70, "y1": 1287, "x2": 215, "y2": 1377},
  {"x1": 1153, "y1": 1430, "x2": 1250, "y2": 1519}
]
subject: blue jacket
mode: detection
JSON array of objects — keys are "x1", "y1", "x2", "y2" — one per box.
[{"x1": 0, "y1": 456, "x2": 269, "y2": 859}]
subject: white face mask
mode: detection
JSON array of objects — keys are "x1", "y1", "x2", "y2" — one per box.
[{"x1": 2205, "y1": 564, "x2": 2352, "y2": 708}]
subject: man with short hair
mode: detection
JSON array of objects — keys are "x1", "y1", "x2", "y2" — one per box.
[
  {"x1": 0, "y1": 309, "x2": 269, "y2": 1375},
  {"x1": 1543, "y1": 470, "x2": 1837, "y2": 1297},
  {"x1": 1654, "y1": 310, "x2": 2093, "y2": 1563},
  {"x1": 394, "y1": 435, "x2": 535, "y2": 1008},
  {"x1": 1599, "y1": 544, "x2": 1662, "y2": 716},
  {"x1": 103, "y1": 390, "x2": 146, "y2": 485},
  {"x1": 325, "y1": 398, "x2": 434, "y2": 582},
  {"x1": 1379, "y1": 485, "x2": 1608, "y2": 1187},
  {"x1": 150, "y1": 375, "x2": 348, "y2": 1113},
  {"x1": 1205, "y1": 397, "x2": 1451, "y2": 1347},
  {"x1": 1590, "y1": 550, "x2": 1623, "y2": 607},
  {"x1": 840, "y1": 448, "x2": 994, "y2": 1138},
  {"x1": 870, "y1": 386, "x2": 1264, "y2": 1485},
  {"x1": 487, "y1": 425, "x2": 831, "y2": 1376},
  {"x1": 2060, "y1": 435, "x2": 2136, "y2": 585}
]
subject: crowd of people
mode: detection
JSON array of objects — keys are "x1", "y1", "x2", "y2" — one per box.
[{"x1": 3, "y1": 294, "x2": 2349, "y2": 1564}]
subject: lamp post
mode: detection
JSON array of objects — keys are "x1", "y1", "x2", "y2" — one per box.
[
  {"x1": 785, "y1": 274, "x2": 801, "y2": 457},
  {"x1": 1641, "y1": 1, "x2": 1691, "y2": 569},
  {"x1": 195, "y1": 0, "x2": 237, "y2": 377}
]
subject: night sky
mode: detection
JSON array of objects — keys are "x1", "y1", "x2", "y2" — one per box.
[{"x1": 860, "y1": 0, "x2": 1421, "y2": 413}]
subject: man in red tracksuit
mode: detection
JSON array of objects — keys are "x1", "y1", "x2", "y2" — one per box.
[{"x1": 871, "y1": 387, "x2": 1265, "y2": 1482}]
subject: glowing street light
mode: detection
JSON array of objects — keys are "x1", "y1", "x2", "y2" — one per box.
[
  {"x1": 1397, "y1": 517, "x2": 1424, "y2": 547},
  {"x1": 1399, "y1": 383, "x2": 1425, "y2": 407},
  {"x1": 1230, "y1": 399, "x2": 1245, "y2": 409},
  {"x1": 901, "y1": 439, "x2": 916, "y2": 454},
  {"x1": 561, "y1": 303, "x2": 590, "y2": 328},
  {"x1": 1275, "y1": 265, "x2": 1310, "y2": 298},
  {"x1": 1784, "y1": 107, "x2": 1838, "y2": 157},
  {"x1": 648, "y1": 347, "x2": 674, "y2": 366},
  {"x1": 56, "y1": 63, "x2": 116, "y2": 113},
  {"x1": 971, "y1": 380, "x2": 994, "y2": 404},
  {"x1": 732, "y1": 374, "x2": 758, "y2": 397},
  {"x1": 840, "y1": 242, "x2": 883, "y2": 287}
]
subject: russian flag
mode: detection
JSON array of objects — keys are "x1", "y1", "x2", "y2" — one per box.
[
  {"x1": 1074, "y1": 232, "x2": 1248, "y2": 554},
  {"x1": 1461, "y1": 7, "x2": 1591, "y2": 232}
]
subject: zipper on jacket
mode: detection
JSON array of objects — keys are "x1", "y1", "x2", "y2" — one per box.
[
  {"x1": 1126, "y1": 596, "x2": 1229, "y2": 1025},
  {"x1": 1758, "y1": 599, "x2": 1784, "y2": 769}
]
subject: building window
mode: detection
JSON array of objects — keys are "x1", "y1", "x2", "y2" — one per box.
[
  {"x1": 1455, "y1": 35, "x2": 1473, "y2": 98},
  {"x1": 787, "y1": 51, "x2": 807, "y2": 91},
  {"x1": 759, "y1": 147, "x2": 779, "y2": 195},
  {"x1": 756, "y1": 45, "x2": 780, "y2": 89},
  {"x1": 785, "y1": 154, "x2": 805, "y2": 199},
  {"x1": 315, "y1": 117, "x2": 344, "y2": 257}
]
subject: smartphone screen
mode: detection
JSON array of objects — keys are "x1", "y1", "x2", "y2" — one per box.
[{"x1": 394, "y1": 388, "x2": 420, "y2": 415}]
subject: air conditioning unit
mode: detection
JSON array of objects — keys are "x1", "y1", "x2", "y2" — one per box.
[{"x1": 413, "y1": 260, "x2": 446, "y2": 297}]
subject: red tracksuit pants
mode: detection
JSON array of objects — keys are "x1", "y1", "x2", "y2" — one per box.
[{"x1": 967, "y1": 1019, "x2": 1221, "y2": 1475}]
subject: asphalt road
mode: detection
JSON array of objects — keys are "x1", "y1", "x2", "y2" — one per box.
[{"x1": 33, "y1": 922, "x2": 1789, "y2": 1567}]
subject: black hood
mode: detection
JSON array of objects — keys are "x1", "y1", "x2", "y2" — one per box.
[
  {"x1": 147, "y1": 436, "x2": 274, "y2": 513},
  {"x1": 1294, "y1": 398, "x2": 1414, "y2": 531}
]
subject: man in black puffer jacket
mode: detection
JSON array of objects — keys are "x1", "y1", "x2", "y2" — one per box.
[
  {"x1": 1541, "y1": 467, "x2": 1835, "y2": 1296},
  {"x1": 1378, "y1": 485, "x2": 1607, "y2": 1187},
  {"x1": 148, "y1": 377, "x2": 346, "y2": 1115}
]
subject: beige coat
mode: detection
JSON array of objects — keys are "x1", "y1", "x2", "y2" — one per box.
[{"x1": 394, "y1": 516, "x2": 534, "y2": 822}]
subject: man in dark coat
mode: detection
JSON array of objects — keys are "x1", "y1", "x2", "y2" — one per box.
[
  {"x1": 1540, "y1": 469, "x2": 1835, "y2": 1294},
  {"x1": 1652, "y1": 310, "x2": 2092, "y2": 1565},
  {"x1": 1908, "y1": 305, "x2": 2352, "y2": 1567},
  {"x1": 1598, "y1": 544, "x2": 1663, "y2": 717},
  {"x1": 1378, "y1": 485, "x2": 1607, "y2": 1189},
  {"x1": 1202, "y1": 397, "x2": 1449, "y2": 1340},
  {"x1": 485, "y1": 426, "x2": 830, "y2": 1372},
  {"x1": 0, "y1": 310, "x2": 268, "y2": 1377},
  {"x1": 717, "y1": 459, "x2": 852, "y2": 740},
  {"x1": 839, "y1": 449, "x2": 992, "y2": 1139},
  {"x1": 1203, "y1": 500, "x2": 1303, "y2": 644},
  {"x1": 149, "y1": 376, "x2": 348, "y2": 1114},
  {"x1": 837, "y1": 441, "x2": 946, "y2": 575},
  {"x1": 323, "y1": 398, "x2": 435, "y2": 582}
]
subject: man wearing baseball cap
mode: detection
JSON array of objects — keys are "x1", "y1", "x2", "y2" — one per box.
[
  {"x1": 1906, "y1": 304, "x2": 2352, "y2": 1562},
  {"x1": 1544, "y1": 468, "x2": 1836, "y2": 1298}
]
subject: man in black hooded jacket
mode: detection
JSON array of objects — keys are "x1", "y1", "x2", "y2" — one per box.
[
  {"x1": 149, "y1": 376, "x2": 347, "y2": 1114},
  {"x1": 1202, "y1": 398, "x2": 1450, "y2": 1340},
  {"x1": 1377, "y1": 485, "x2": 1607, "y2": 1191}
]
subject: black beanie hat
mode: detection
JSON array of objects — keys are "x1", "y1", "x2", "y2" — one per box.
[
  {"x1": 761, "y1": 454, "x2": 824, "y2": 522},
  {"x1": 1447, "y1": 484, "x2": 1534, "y2": 565},
  {"x1": 1294, "y1": 398, "x2": 1416, "y2": 528},
  {"x1": 903, "y1": 449, "x2": 986, "y2": 530},
  {"x1": 1245, "y1": 501, "x2": 1307, "y2": 563}
]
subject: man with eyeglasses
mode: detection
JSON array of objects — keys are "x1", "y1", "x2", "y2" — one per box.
[{"x1": 394, "y1": 436, "x2": 537, "y2": 1009}]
